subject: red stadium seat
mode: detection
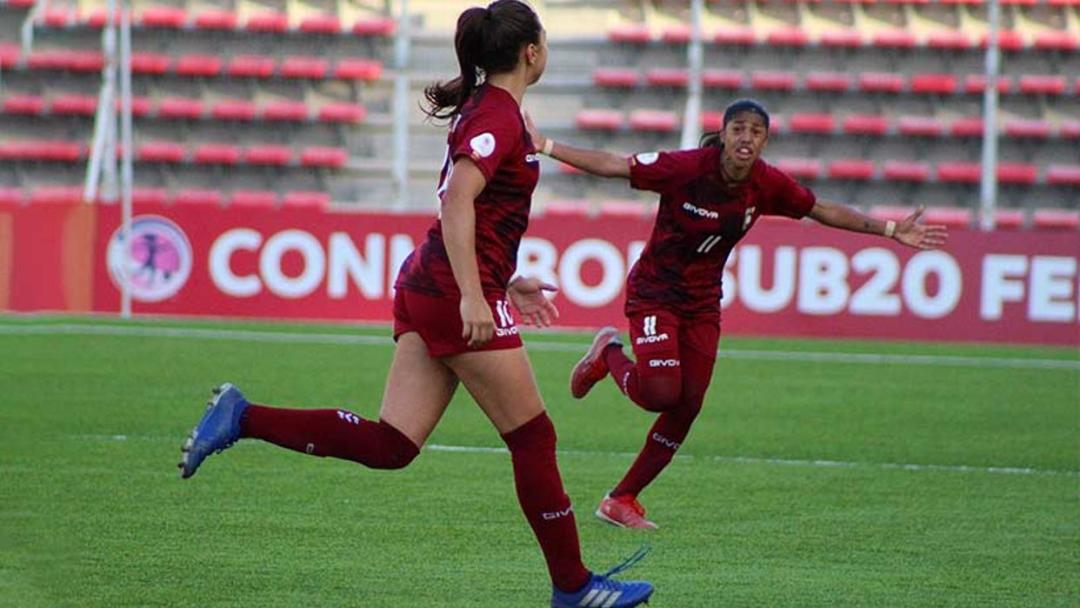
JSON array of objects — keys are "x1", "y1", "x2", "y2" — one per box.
[
  {"x1": 805, "y1": 72, "x2": 851, "y2": 92},
  {"x1": 1033, "y1": 31, "x2": 1079, "y2": 52},
  {"x1": 27, "y1": 50, "x2": 73, "y2": 71},
  {"x1": 130, "y1": 52, "x2": 170, "y2": 75},
  {"x1": 120, "y1": 96, "x2": 153, "y2": 117},
  {"x1": 858, "y1": 72, "x2": 905, "y2": 93},
  {"x1": 175, "y1": 54, "x2": 222, "y2": 78},
  {"x1": 1045, "y1": 164, "x2": 1080, "y2": 185},
  {"x1": 594, "y1": 67, "x2": 639, "y2": 88},
  {"x1": 997, "y1": 163, "x2": 1037, "y2": 184},
  {"x1": 193, "y1": 10, "x2": 237, "y2": 31},
  {"x1": 767, "y1": 27, "x2": 809, "y2": 47},
  {"x1": 1032, "y1": 209, "x2": 1080, "y2": 230},
  {"x1": 299, "y1": 14, "x2": 341, "y2": 35},
  {"x1": 542, "y1": 199, "x2": 591, "y2": 217},
  {"x1": 1003, "y1": 118, "x2": 1051, "y2": 139},
  {"x1": 645, "y1": 68, "x2": 689, "y2": 88},
  {"x1": 702, "y1": 69, "x2": 743, "y2": 89},
  {"x1": 868, "y1": 205, "x2": 914, "y2": 223},
  {"x1": 132, "y1": 187, "x2": 168, "y2": 206},
  {"x1": 700, "y1": 111, "x2": 723, "y2": 131},
  {"x1": 49, "y1": 94, "x2": 97, "y2": 116},
  {"x1": 261, "y1": 100, "x2": 309, "y2": 122},
  {"x1": 576, "y1": 109, "x2": 623, "y2": 131},
  {"x1": 774, "y1": 158, "x2": 822, "y2": 180},
  {"x1": 713, "y1": 27, "x2": 756, "y2": 46},
  {"x1": 208, "y1": 99, "x2": 255, "y2": 121},
  {"x1": 872, "y1": 30, "x2": 917, "y2": 49},
  {"x1": 2, "y1": 140, "x2": 84, "y2": 162},
  {"x1": 84, "y1": 7, "x2": 122, "y2": 28},
  {"x1": 842, "y1": 114, "x2": 889, "y2": 136},
  {"x1": 317, "y1": 102, "x2": 366, "y2": 123},
  {"x1": 139, "y1": 5, "x2": 186, "y2": 29},
  {"x1": 0, "y1": 43, "x2": 19, "y2": 69},
  {"x1": 964, "y1": 74, "x2": 1012, "y2": 94},
  {"x1": 0, "y1": 187, "x2": 23, "y2": 206},
  {"x1": 157, "y1": 97, "x2": 204, "y2": 120},
  {"x1": 283, "y1": 190, "x2": 330, "y2": 209},
  {"x1": 137, "y1": 141, "x2": 186, "y2": 163},
  {"x1": 1018, "y1": 75, "x2": 1066, "y2": 95},
  {"x1": 993, "y1": 210, "x2": 1025, "y2": 230},
  {"x1": 175, "y1": 189, "x2": 223, "y2": 206},
  {"x1": 599, "y1": 200, "x2": 650, "y2": 218},
  {"x1": 629, "y1": 110, "x2": 678, "y2": 132},
  {"x1": 788, "y1": 113, "x2": 834, "y2": 134},
  {"x1": 979, "y1": 30, "x2": 1025, "y2": 51},
  {"x1": 897, "y1": 116, "x2": 943, "y2": 137},
  {"x1": 910, "y1": 74, "x2": 957, "y2": 94},
  {"x1": 5, "y1": 0, "x2": 36, "y2": 8},
  {"x1": 661, "y1": 25, "x2": 690, "y2": 45},
  {"x1": 352, "y1": 17, "x2": 396, "y2": 37},
  {"x1": 227, "y1": 55, "x2": 275, "y2": 79},
  {"x1": 883, "y1": 160, "x2": 930, "y2": 182},
  {"x1": 827, "y1": 159, "x2": 875, "y2": 180},
  {"x1": 43, "y1": 7, "x2": 75, "y2": 28},
  {"x1": 334, "y1": 59, "x2": 382, "y2": 81},
  {"x1": 194, "y1": 143, "x2": 241, "y2": 165},
  {"x1": 230, "y1": 190, "x2": 278, "y2": 208},
  {"x1": 300, "y1": 146, "x2": 348, "y2": 168},
  {"x1": 29, "y1": 185, "x2": 83, "y2": 204},
  {"x1": 1059, "y1": 120, "x2": 1080, "y2": 139},
  {"x1": 607, "y1": 24, "x2": 652, "y2": 44},
  {"x1": 818, "y1": 30, "x2": 862, "y2": 48},
  {"x1": 66, "y1": 50, "x2": 106, "y2": 73},
  {"x1": 243, "y1": 144, "x2": 293, "y2": 166},
  {"x1": 3, "y1": 94, "x2": 46, "y2": 116},
  {"x1": 924, "y1": 207, "x2": 973, "y2": 228},
  {"x1": 280, "y1": 56, "x2": 328, "y2": 79},
  {"x1": 245, "y1": 11, "x2": 289, "y2": 33},
  {"x1": 927, "y1": 30, "x2": 971, "y2": 50},
  {"x1": 949, "y1": 117, "x2": 985, "y2": 137},
  {"x1": 750, "y1": 71, "x2": 796, "y2": 91},
  {"x1": 936, "y1": 162, "x2": 981, "y2": 183}
]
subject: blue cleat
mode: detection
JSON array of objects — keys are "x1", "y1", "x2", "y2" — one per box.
[
  {"x1": 552, "y1": 546, "x2": 654, "y2": 608},
  {"x1": 178, "y1": 383, "x2": 249, "y2": 479}
]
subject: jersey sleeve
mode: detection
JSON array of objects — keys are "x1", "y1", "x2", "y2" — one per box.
[
  {"x1": 628, "y1": 149, "x2": 709, "y2": 193},
  {"x1": 450, "y1": 108, "x2": 520, "y2": 182},
  {"x1": 764, "y1": 165, "x2": 817, "y2": 219}
]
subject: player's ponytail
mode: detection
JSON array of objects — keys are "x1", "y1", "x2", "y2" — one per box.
[{"x1": 423, "y1": 0, "x2": 542, "y2": 121}]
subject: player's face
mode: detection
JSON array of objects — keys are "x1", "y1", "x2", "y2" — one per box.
[
  {"x1": 525, "y1": 29, "x2": 548, "y2": 85},
  {"x1": 721, "y1": 111, "x2": 769, "y2": 171}
]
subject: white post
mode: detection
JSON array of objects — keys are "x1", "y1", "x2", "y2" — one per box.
[
  {"x1": 392, "y1": 0, "x2": 411, "y2": 210},
  {"x1": 119, "y1": 2, "x2": 134, "y2": 318},
  {"x1": 84, "y1": 0, "x2": 119, "y2": 203},
  {"x1": 680, "y1": 0, "x2": 704, "y2": 150},
  {"x1": 979, "y1": 0, "x2": 1001, "y2": 231}
]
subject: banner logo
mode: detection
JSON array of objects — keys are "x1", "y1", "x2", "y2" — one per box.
[{"x1": 107, "y1": 216, "x2": 192, "y2": 302}]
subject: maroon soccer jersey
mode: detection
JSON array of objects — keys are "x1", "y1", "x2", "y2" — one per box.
[
  {"x1": 395, "y1": 84, "x2": 540, "y2": 298},
  {"x1": 626, "y1": 147, "x2": 816, "y2": 316}
]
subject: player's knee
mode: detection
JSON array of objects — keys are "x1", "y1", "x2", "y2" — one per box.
[
  {"x1": 637, "y1": 373, "x2": 682, "y2": 412},
  {"x1": 370, "y1": 420, "x2": 420, "y2": 470},
  {"x1": 501, "y1": 411, "x2": 557, "y2": 453}
]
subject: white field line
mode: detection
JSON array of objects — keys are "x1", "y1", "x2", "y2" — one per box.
[
  {"x1": 3, "y1": 323, "x2": 1078, "y2": 371},
  {"x1": 62, "y1": 434, "x2": 1080, "y2": 478}
]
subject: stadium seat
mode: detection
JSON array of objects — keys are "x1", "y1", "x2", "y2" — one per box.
[
  {"x1": 1003, "y1": 118, "x2": 1051, "y2": 139},
  {"x1": 842, "y1": 114, "x2": 889, "y2": 136},
  {"x1": 4, "y1": 0, "x2": 36, "y2": 8},
  {"x1": 660, "y1": 25, "x2": 690, "y2": 45},
  {"x1": 119, "y1": 96, "x2": 152, "y2": 117},
  {"x1": 352, "y1": 17, "x2": 396, "y2": 37},
  {"x1": 541, "y1": 199, "x2": 591, "y2": 217},
  {"x1": 766, "y1": 27, "x2": 809, "y2": 47},
  {"x1": 156, "y1": 97, "x2": 204, "y2": 120},
  {"x1": 936, "y1": 161, "x2": 981, "y2": 183},
  {"x1": 645, "y1": 68, "x2": 689, "y2": 88},
  {"x1": 594, "y1": 68, "x2": 639, "y2": 88},
  {"x1": 774, "y1": 158, "x2": 822, "y2": 180},
  {"x1": 49, "y1": 94, "x2": 97, "y2": 116},
  {"x1": 175, "y1": 189, "x2": 223, "y2": 206},
  {"x1": 334, "y1": 59, "x2": 382, "y2": 81},
  {"x1": 599, "y1": 200, "x2": 650, "y2": 218},
  {"x1": 629, "y1": 110, "x2": 678, "y2": 132},
  {"x1": 993, "y1": 209, "x2": 1025, "y2": 229},
  {"x1": 0, "y1": 43, "x2": 18, "y2": 69},
  {"x1": 299, "y1": 14, "x2": 342, "y2": 35},
  {"x1": 227, "y1": 55, "x2": 275, "y2": 79},
  {"x1": 1033, "y1": 31, "x2": 1079, "y2": 52},
  {"x1": 280, "y1": 56, "x2": 328, "y2": 79},
  {"x1": 317, "y1": 102, "x2": 366, "y2": 123},
  {"x1": 0, "y1": 187, "x2": 24, "y2": 205},
  {"x1": 3, "y1": 94, "x2": 46, "y2": 116},
  {"x1": 927, "y1": 31, "x2": 971, "y2": 50},
  {"x1": 897, "y1": 116, "x2": 944, "y2": 137},
  {"x1": 872, "y1": 30, "x2": 917, "y2": 49},
  {"x1": 244, "y1": 11, "x2": 289, "y2": 33},
  {"x1": 1059, "y1": 120, "x2": 1080, "y2": 139},
  {"x1": 575, "y1": 109, "x2": 623, "y2": 131},
  {"x1": 43, "y1": 7, "x2": 74, "y2": 28},
  {"x1": 1, "y1": 140, "x2": 84, "y2": 162},
  {"x1": 713, "y1": 27, "x2": 756, "y2": 46},
  {"x1": 910, "y1": 74, "x2": 957, "y2": 95},
  {"x1": 882, "y1": 160, "x2": 930, "y2": 182},
  {"x1": 300, "y1": 146, "x2": 348, "y2": 168},
  {"x1": 788, "y1": 113, "x2": 834, "y2": 134},
  {"x1": 230, "y1": 190, "x2": 278, "y2": 208},
  {"x1": 805, "y1": 72, "x2": 851, "y2": 92},
  {"x1": 137, "y1": 141, "x2": 186, "y2": 163},
  {"x1": 869, "y1": 205, "x2": 915, "y2": 222},
  {"x1": 84, "y1": 7, "x2": 122, "y2": 28},
  {"x1": 175, "y1": 54, "x2": 222, "y2": 78},
  {"x1": 700, "y1": 111, "x2": 723, "y2": 131},
  {"x1": 139, "y1": 5, "x2": 186, "y2": 29},
  {"x1": 130, "y1": 52, "x2": 170, "y2": 75},
  {"x1": 193, "y1": 143, "x2": 241, "y2": 165},
  {"x1": 750, "y1": 71, "x2": 796, "y2": 91},
  {"x1": 132, "y1": 187, "x2": 168, "y2": 206},
  {"x1": 607, "y1": 24, "x2": 652, "y2": 44},
  {"x1": 261, "y1": 100, "x2": 310, "y2": 122},
  {"x1": 827, "y1": 159, "x2": 875, "y2": 180},
  {"x1": 702, "y1": 69, "x2": 743, "y2": 89},
  {"x1": 924, "y1": 207, "x2": 973, "y2": 228},
  {"x1": 964, "y1": 74, "x2": 1012, "y2": 94},
  {"x1": 858, "y1": 72, "x2": 905, "y2": 93},
  {"x1": 818, "y1": 30, "x2": 862, "y2": 48},
  {"x1": 193, "y1": 10, "x2": 237, "y2": 31},
  {"x1": 211, "y1": 99, "x2": 257, "y2": 122},
  {"x1": 29, "y1": 185, "x2": 83, "y2": 204},
  {"x1": 1032, "y1": 209, "x2": 1080, "y2": 230},
  {"x1": 950, "y1": 116, "x2": 985, "y2": 137},
  {"x1": 1018, "y1": 75, "x2": 1066, "y2": 95},
  {"x1": 1045, "y1": 164, "x2": 1080, "y2": 185},
  {"x1": 979, "y1": 30, "x2": 1024, "y2": 52},
  {"x1": 26, "y1": 50, "x2": 72, "y2": 71},
  {"x1": 243, "y1": 144, "x2": 293, "y2": 166},
  {"x1": 997, "y1": 163, "x2": 1037, "y2": 184},
  {"x1": 282, "y1": 190, "x2": 330, "y2": 209}
]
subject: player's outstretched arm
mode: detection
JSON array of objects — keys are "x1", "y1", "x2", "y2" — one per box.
[
  {"x1": 524, "y1": 111, "x2": 630, "y2": 179},
  {"x1": 808, "y1": 201, "x2": 949, "y2": 250},
  {"x1": 507, "y1": 276, "x2": 559, "y2": 328}
]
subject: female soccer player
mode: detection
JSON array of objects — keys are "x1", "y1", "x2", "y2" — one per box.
[
  {"x1": 528, "y1": 98, "x2": 948, "y2": 530},
  {"x1": 178, "y1": 2, "x2": 654, "y2": 605}
]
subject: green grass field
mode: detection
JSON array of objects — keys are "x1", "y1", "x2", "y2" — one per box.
[{"x1": 1, "y1": 315, "x2": 1077, "y2": 607}]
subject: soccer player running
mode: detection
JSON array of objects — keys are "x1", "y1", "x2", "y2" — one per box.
[
  {"x1": 527, "y1": 98, "x2": 948, "y2": 530},
  {"x1": 177, "y1": 2, "x2": 654, "y2": 606}
]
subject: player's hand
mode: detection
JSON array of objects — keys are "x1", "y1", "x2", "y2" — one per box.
[
  {"x1": 460, "y1": 293, "x2": 495, "y2": 348},
  {"x1": 523, "y1": 110, "x2": 546, "y2": 153},
  {"x1": 508, "y1": 276, "x2": 559, "y2": 328},
  {"x1": 894, "y1": 205, "x2": 949, "y2": 250}
]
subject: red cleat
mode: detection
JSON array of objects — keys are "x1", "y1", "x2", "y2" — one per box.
[
  {"x1": 595, "y1": 493, "x2": 658, "y2": 530},
  {"x1": 570, "y1": 326, "x2": 622, "y2": 399}
]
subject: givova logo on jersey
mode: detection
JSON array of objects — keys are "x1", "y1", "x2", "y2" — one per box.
[
  {"x1": 493, "y1": 300, "x2": 519, "y2": 337},
  {"x1": 636, "y1": 314, "x2": 669, "y2": 345}
]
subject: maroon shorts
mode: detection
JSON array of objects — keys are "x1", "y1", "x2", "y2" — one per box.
[
  {"x1": 392, "y1": 288, "x2": 523, "y2": 358},
  {"x1": 626, "y1": 309, "x2": 720, "y2": 377}
]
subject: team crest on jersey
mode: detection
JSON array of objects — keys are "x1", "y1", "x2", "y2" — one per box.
[
  {"x1": 634, "y1": 152, "x2": 659, "y2": 165},
  {"x1": 470, "y1": 132, "x2": 496, "y2": 159}
]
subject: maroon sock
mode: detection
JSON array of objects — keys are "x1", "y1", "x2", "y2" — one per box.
[
  {"x1": 500, "y1": 412, "x2": 590, "y2": 592},
  {"x1": 240, "y1": 405, "x2": 418, "y2": 470},
  {"x1": 604, "y1": 345, "x2": 645, "y2": 404},
  {"x1": 612, "y1": 406, "x2": 700, "y2": 498}
]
